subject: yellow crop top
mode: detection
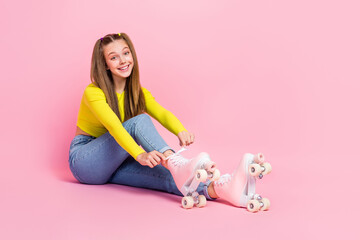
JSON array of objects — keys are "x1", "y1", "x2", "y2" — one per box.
[{"x1": 76, "y1": 83, "x2": 187, "y2": 160}]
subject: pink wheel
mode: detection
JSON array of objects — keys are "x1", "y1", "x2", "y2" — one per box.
[
  {"x1": 260, "y1": 198, "x2": 270, "y2": 211},
  {"x1": 247, "y1": 200, "x2": 260, "y2": 212},
  {"x1": 205, "y1": 161, "x2": 217, "y2": 173},
  {"x1": 195, "y1": 169, "x2": 208, "y2": 182},
  {"x1": 196, "y1": 195, "x2": 207, "y2": 208},
  {"x1": 209, "y1": 169, "x2": 221, "y2": 181},
  {"x1": 262, "y1": 162, "x2": 272, "y2": 175},
  {"x1": 249, "y1": 163, "x2": 262, "y2": 177},
  {"x1": 254, "y1": 153, "x2": 265, "y2": 164},
  {"x1": 182, "y1": 196, "x2": 194, "y2": 209}
]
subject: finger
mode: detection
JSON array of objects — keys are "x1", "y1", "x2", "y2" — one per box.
[
  {"x1": 185, "y1": 135, "x2": 190, "y2": 146},
  {"x1": 179, "y1": 137, "x2": 185, "y2": 147},
  {"x1": 151, "y1": 150, "x2": 161, "y2": 163},
  {"x1": 190, "y1": 133, "x2": 194, "y2": 143},
  {"x1": 152, "y1": 150, "x2": 164, "y2": 161},
  {"x1": 159, "y1": 151, "x2": 166, "y2": 160},
  {"x1": 150, "y1": 158, "x2": 159, "y2": 166},
  {"x1": 181, "y1": 135, "x2": 186, "y2": 146},
  {"x1": 152, "y1": 156, "x2": 161, "y2": 167},
  {"x1": 152, "y1": 154, "x2": 161, "y2": 164},
  {"x1": 161, "y1": 159, "x2": 167, "y2": 166},
  {"x1": 147, "y1": 160, "x2": 154, "y2": 168},
  {"x1": 156, "y1": 152, "x2": 166, "y2": 161}
]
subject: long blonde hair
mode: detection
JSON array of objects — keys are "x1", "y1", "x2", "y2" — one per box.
[{"x1": 90, "y1": 33, "x2": 146, "y2": 122}]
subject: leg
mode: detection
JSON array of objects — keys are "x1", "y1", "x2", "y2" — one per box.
[
  {"x1": 108, "y1": 114, "x2": 213, "y2": 198},
  {"x1": 108, "y1": 156, "x2": 212, "y2": 199},
  {"x1": 108, "y1": 156, "x2": 183, "y2": 196},
  {"x1": 69, "y1": 113, "x2": 212, "y2": 199},
  {"x1": 69, "y1": 131, "x2": 131, "y2": 184},
  {"x1": 122, "y1": 113, "x2": 175, "y2": 154},
  {"x1": 207, "y1": 182, "x2": 219, "y2": 198},
  {"x1": 68, "y1": 114, "x2": 174, "y2": 184}
]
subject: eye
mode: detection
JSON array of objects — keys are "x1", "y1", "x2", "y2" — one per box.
[
  {"x1": 111, "y1": 56, "x2": 117, "y2": 60},
  {"x1": 125, "y1": 51, "x2": 130, "y2": 55}
]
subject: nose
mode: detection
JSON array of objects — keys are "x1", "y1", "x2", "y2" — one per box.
[{"x1": 119, "y1": 55, "x2": 125, "y2": 63}]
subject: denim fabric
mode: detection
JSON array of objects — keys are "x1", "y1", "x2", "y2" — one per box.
[{"x1": 68, "y1": 113, "x2": 211, "y2": 199}]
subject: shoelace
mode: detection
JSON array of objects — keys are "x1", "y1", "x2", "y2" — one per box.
[
  {"x1": 214, "y1": 173, "x2": 233, "y2": 186},
  {"x1": 165, "y1": 147, "x2": 189, "y2": 166}
]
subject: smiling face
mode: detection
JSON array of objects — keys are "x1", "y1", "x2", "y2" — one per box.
[{"x1": 103, "y1": 39, "x2": 134, "y2": 82}]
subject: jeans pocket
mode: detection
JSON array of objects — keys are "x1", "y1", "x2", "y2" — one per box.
[{"x1": 70, "y1": 135, "x2": 95, "y2": 148}]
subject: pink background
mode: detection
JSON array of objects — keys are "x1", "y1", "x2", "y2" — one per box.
[{"x1": 1, "y1": 0, "x2": 359, "y2": 239}]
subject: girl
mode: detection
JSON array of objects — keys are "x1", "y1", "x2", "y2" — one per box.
[{"x1": 68, "y1": 33, "x2": 271, "y2": 211}]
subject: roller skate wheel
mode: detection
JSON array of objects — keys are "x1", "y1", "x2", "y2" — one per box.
[
  {"x1": 260, "y1": 198, "x2": 270, "y2": 211},
  {"x1": 257, "y1": 153, "x2": 265, "y2": 163},
  {"x1": 262, "y1": 162, "x2": 272, "y2": 175},
  {"x1": 195, "y1": 169, "x2": 208, "y2": 182},
  {"x1": 247, "y1": 199, "x2": 261, "y2": 212},
  {"x1": 254, "y1": 194, "x2": 262, "y2": 200},
  {"x1": 182, "y1": 196, "x2": 194, "y2": 209},
  {"x1": 209, "y1": 169, "x2": 221, "y2": 181},
  {"x1": 254, "y1": 153, "x2": 265, "y2": 164},
  {"x1": 249, "y1": 164, "x2": 262, "y2": 177},
  {"x1": 196, "y1": 195, "x2": 207, "y2": 208},
  {"x1": 205, "y1": 162, "x2": 217, "y2": 172}
]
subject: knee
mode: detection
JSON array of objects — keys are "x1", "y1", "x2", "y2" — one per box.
[
  {"x1": 123, "y1": 114, "x2": 152, "y2": 133},
  {"x1": 134, "y1": 113, "x2": 151, "y2": 121},
  {"x1": 134, "y1": 113, "x2": 152, "y2": 127}
]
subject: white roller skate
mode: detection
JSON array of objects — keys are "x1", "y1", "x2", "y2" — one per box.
[
  {"x1": 213, "y1": 153, "x2": 271, "y2": 212},
  {"x1": 166, "y1": 147, "x2": 221, "y2": 209}
]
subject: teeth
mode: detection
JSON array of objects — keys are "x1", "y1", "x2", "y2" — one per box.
[{"x1": 119, "y1": 65, "x2": 129, "y2": 70}]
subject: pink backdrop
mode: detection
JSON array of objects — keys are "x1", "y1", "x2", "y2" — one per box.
[{"x1": 1, "y1": 0, "x2": 359, "y2": 239}]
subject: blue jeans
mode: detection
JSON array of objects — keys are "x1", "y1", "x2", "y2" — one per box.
[{"x1": 68, "y1": 114, "x2": 213, "y2": 199}]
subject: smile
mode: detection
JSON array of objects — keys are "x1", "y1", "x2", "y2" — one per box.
[{"x1": 118, "y1": 65, "x2": 130, "y2": 71}]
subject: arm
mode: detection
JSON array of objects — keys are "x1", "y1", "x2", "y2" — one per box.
[
  {"x1": 84, "y1": 87, "x2": 146, "y2": 159},
  {"x1": 142, "y1": 87, "x2": 187, "y2": 135}
]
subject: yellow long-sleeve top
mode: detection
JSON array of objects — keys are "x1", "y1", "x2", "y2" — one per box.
[{"x1": 76, "y1": 83, "x2": 187, "y2": 160}]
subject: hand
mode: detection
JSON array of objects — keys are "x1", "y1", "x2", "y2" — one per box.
[
  {"x1": 136, "y1": 151, "x2": 166, "y2": 168},
  {"x1": 177, "y1": 130, "x2": 195, "y2": 147}
]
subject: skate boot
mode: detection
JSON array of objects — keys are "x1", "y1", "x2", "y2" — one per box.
[
  {"x1": 213, "y1": 153, "x2": 271, "y2": 212},
  {"x1": 166, "y1": 147, "x2": 221, "y2": 209}
]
